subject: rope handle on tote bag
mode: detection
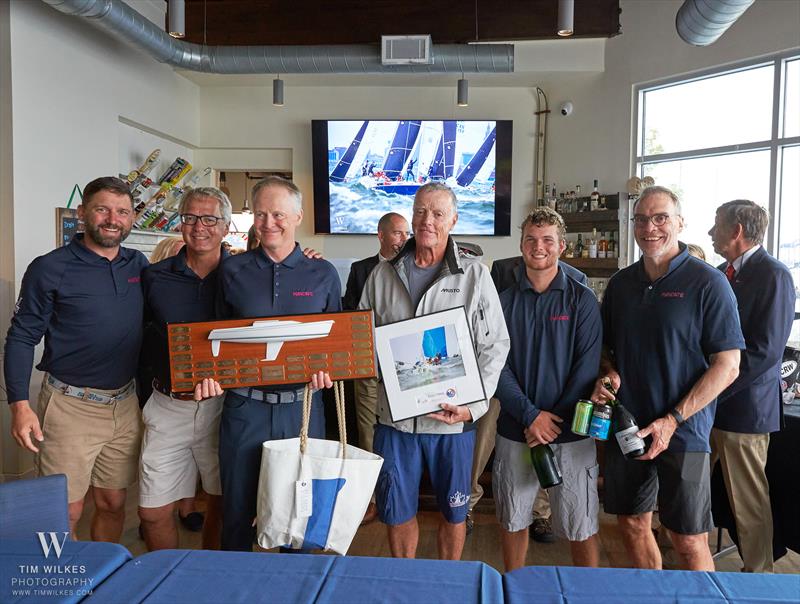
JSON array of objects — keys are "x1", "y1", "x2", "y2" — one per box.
[{"x1": 300, "y1": 381, "x2": 347, "y2": 458}]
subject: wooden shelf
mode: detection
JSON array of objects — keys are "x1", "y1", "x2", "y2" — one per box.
[
  {"x1": 560, "y1": 209, "x2": 620, "y2": 232},
  {"x1": 560, "y1": 256, "x2": 619, "y2": 278}
]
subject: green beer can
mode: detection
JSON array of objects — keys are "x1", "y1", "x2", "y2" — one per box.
[{"x1": 571, "y1": 399, "x2": 594, "y2": 436}]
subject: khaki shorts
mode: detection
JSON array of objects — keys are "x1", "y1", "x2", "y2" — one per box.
[
  {"x1": 36, "y1": 376, "x2": 142, "y2": 503},
  {"x1": 139, "y1": 389, "x2": 224, "y2": 508},
  {"x1": 493, "y1": 435, "x2": 599, "y2": 541}
]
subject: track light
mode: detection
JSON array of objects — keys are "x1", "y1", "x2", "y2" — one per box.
[
  {"x1": 168, "y1": 0, "x2": 185, "y2": 39},
  {"x1": 457, "y1": 78, "x2": 469, "y2": 107},
  {"x1": 273, "y1": 76, "x2": 284, "y2": 106},
  {"x1": 557, "y1": 0, "x2": 574, "y2": 37}
]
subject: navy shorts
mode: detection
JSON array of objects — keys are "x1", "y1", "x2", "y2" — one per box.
[{"x1": 373, "y1": 423, "x2": 474, "y2": 526}]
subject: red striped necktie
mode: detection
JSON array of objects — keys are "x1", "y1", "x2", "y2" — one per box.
[{"x1": 725, "y1": 264, "x2": 736, "y2": 284}]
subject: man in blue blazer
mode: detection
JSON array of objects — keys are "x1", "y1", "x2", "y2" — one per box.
[{"x1": 708, "y1": 199, "x2": 796, "y2": 573}]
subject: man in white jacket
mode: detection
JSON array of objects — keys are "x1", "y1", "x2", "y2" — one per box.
[{"x1": 360, "y1": 182, "x2": 510, "y2": 560}]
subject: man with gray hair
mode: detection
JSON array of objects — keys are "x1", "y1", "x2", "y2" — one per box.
[
  {"x1": 593, "y1": 185, "x2": 744, "y2": 571},
  {"x1": 216, "y1": 176, "x2": 341, "y2": 551},
  {"x1": 138, "y1": 186, "x2": 233, "y2": 551},
  {"x1": 360, "y1": 182, "x2": 510, "y2": 560},
  {"x1": 708, "y1": 199, "x2": 795, "y2": 572}
]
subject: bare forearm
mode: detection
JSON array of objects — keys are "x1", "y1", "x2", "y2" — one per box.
[{"x1": 675, "y1": 350, "x2": 740, "y2": 420}]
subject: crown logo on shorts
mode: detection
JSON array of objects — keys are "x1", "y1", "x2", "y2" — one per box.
[{"x1": 448, "y1": 490, "x2": 467, "y2": 508}]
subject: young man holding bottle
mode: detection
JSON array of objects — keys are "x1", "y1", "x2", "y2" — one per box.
[
  {"x1": 494, "y1": 207, "x2": 602, "y2": 571},
  {"x1": 593, "y1": 186, "x2": 744, "y2": 571}
]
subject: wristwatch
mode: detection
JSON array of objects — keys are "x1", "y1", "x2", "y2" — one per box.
[{"x1": 668, "y1": 408, "x2": 686, "y2": 426}]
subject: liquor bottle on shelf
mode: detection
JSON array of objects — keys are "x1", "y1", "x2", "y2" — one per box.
[
  {"x1": 599, "y1": 195, "x2": 607, "y2": 210},
  {"x1": 576, "y1": 185, "x2": 583, "y2": 211},
  {"x1": 608, "y1": 232, "x2": 617, "y2": 258},
  {"x1": 530, "y1": 444, "x2": 563, "y2": 489},
  {"x1": 589, "y1": 228, "x2": 598, "y2": 259},
  {"x1": 597, "y1": 280, "x2": 606, "y2": 303},
  {"x1": 540, "y1": 184, "x2": 549, "y2": 208},
  {"x1": 575, "y1": 234, "x2": 584, "y2": 258},
  {"x1": 590, "y1": 180, "x2": 600, "y2": 211},
  {"x1": 564, "y1": 240, "x2": 575, "y2": 258},
  {"x1": 598, "y1": 232, "x2": 608, "y2": 259},
  {"x1": 603, "y1": 378, "x2": 646, "y2": 459}
]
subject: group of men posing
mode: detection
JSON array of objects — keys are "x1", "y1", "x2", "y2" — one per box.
[{"x1": 4, "y1": 176, "x2": 794, "y2": 574}]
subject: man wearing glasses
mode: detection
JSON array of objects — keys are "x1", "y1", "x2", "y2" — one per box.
[
  {"x1": 216, "y1": 176, "x2": 341, "y2": 552},
  {"x1": 137, "y1": 187, "x2": 232, "y2": 551},
  {"x1": 592, "y1": 185, "x2": 744, "y2": 571}
]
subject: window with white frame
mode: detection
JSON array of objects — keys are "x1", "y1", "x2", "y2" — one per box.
[{"x1": 634, "y1": 52, "x2": 800, "y2": 346}]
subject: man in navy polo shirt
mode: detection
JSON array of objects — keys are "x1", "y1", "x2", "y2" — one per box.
[
  {"x1": 593, "y1": 185, "x2": 744, "y2": 571},
  {"x1": 494, "y1": 207, "x2": 602, "y2": 571},
  {"x1": 708, "y1": 199, "x2": 795, "y2": 572},
  {"x1": 5, "y1": 176, "x2": 148, "y2": 541},
  {"x1": 138, "y1": 187, "x2": 233, "y2": 552},
  {"x1": 216, "y1": 176, "x2": 341, "y2": 552}
]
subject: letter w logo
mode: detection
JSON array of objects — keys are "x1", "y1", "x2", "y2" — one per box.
[{"x1": 36, "y1": 532, "x2": 70, "y2": 559}]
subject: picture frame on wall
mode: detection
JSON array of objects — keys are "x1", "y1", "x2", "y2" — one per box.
[{"x1": 375, "y1": 307, "x2": 487, "y2": 422}]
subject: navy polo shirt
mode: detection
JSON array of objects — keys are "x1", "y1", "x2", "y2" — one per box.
[
  {"x1": 601, "y1": 243, "x2": 745, "y2": 452},
  {"x1": 4, "y1": 234, "x2": 148, "y2": 402},
  {"x1": 217, "y1": 244, "x2": 342, "y2": 389},
  {"x1": 495, "y1": 264, "x2": 602, "y2": 444},
  {"x1": 142, "y1": 246, "x2": 228, "y2": 390}
]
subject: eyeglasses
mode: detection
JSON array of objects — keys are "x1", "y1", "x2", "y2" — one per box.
[
  {"x1": 180, "y1": 214, "x2": 223, "y2": 227},
  {"x1": 631, "y1": 213, "x2": 674, "y2": 227}
]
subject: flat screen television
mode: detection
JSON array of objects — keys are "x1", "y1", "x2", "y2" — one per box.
[{"x1": 312, "y1": 119, "x2": 512, "y2": 236}]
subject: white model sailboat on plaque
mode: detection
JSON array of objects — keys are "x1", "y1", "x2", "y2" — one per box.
[{"x1": 207, "y1": 319, "x2": 335, "y2": 361}]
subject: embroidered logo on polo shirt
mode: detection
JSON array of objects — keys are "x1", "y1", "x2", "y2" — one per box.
[
  {"x1": 128, "y1": 276, "x2": 140, "y2": 283},
  {"x1": 293, "y1": 291, "x2": 314, "y2": 297},
  {"x1": 660, "y1": 291, "x2": 685, "y2": 298},
  {"x1": 550, "y1": 315, "x2": 570, "y2": 321},
  {"x1": 441, "y1": 288, "x2": 460, "y2": 293}
]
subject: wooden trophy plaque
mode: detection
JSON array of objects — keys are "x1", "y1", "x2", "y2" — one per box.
[{"x1": 166, "y1": 310, "x2": 376, "y2": 392}]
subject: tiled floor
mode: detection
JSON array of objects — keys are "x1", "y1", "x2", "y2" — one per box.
[{"x1": 77, "y1": 488, "x2": 800, "y2": 574}]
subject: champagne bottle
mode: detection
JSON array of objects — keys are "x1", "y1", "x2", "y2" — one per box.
[
  {"x1": 530, "y1": 444, "x2": 563, "y2": 489},
  {"x1": 589, "y1": 228, "x2": 598, "y2": 259},
  {"x1": 603, "y1": 379, "x2": 646, "y2": 459}
]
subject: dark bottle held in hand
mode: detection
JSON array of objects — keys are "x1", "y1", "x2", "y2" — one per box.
[
  {"x1": 603, "y1": 378, "x2": 646, "y2": 458},
  {"x1": 530, "y1": 444, "x2": 563, "y2": 489}
]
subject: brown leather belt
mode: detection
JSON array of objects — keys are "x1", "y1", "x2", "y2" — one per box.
[{"x1": 152, "y1": 378, "x2": 196, "y2": 401}]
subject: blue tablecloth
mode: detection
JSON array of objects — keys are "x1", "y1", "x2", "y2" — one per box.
[
  {"x1": 503, "y1": 566, "x2": 800, "y2": 604},
  {"x1": 0, "y1": 538, "x2": 131, "y2": 604},
  {"x1": 88, "y1": 549, "x2": 503, "y2": 603}
]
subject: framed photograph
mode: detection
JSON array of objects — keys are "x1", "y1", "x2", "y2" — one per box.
[{"x1": 375, "y1": 307, "x2": 487, "y2": 422}]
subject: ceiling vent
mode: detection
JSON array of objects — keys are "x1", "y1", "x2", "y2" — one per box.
[{"x1": 381, "y1": 35, "x2": 433, "y2": 65}]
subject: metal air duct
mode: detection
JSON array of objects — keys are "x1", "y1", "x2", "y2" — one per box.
[
  {"x1": 676, "y1": 0, "x2": 755, "y2": 47},
  {"x1": 41, "y1": 0, "x2": 514, "y2": 74}
]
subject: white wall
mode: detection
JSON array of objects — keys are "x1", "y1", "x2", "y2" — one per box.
[
  {"x1": 541, "y1": 0, "x2": 800, "y2": 260},
  {"x1": 8, "y1": 0, "x2": 199, "y2": 283},
  {"x1": 197, "y1": 1, "x2": 799, "y2": 266}
]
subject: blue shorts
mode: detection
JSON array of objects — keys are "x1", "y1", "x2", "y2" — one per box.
[{"x1": 373, "y1": 424, "x2": 475, "y2": 526}]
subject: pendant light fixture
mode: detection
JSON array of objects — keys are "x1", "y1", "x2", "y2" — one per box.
[
  {"x1": 273, "y1": 76, "x2": 284, "y2": 106},
  {"x1": 457, "y1": 77, "x2": 469, "y2": 107},
  {"x1": 557, "y1": 0, "x2": 574, "y2": 37},
  {"x1": 168, "y1": 0, "x2": 186, "y2": 39}
]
